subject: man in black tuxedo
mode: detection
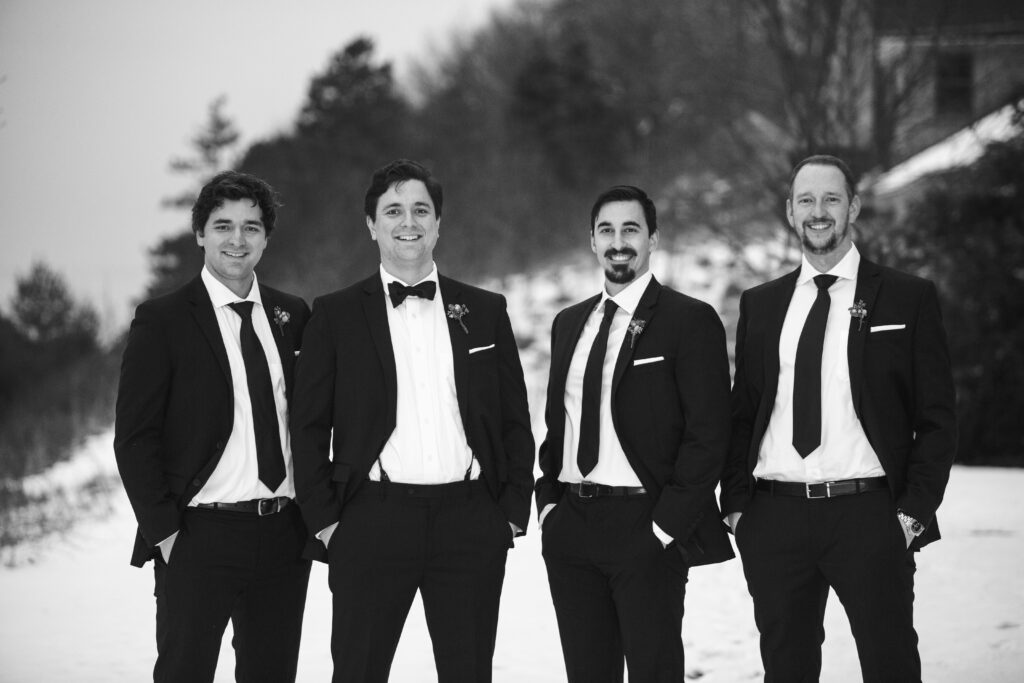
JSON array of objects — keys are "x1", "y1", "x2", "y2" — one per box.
[
  {"x1": 536, "y1": 185, "x2": 734, "y2": 682},
  {"x1": 721, "y1": 155, "x2": 957, "y2": 682},
  {"x1": 290, "y1": 159, "x2": 534, "y2": 683},
  {"x1": 114, "y1": 171, "x2": 312, "y2": 682}
]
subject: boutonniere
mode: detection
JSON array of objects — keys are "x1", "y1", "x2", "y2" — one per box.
[
  {"x1": 446, "y1": 303, "x2": 470, "y2": 334},
  {"x1": 272, "y1": 306, "x2": 291, "y2": 337},
  {"x1": 848, "y1": 300, "x2": 867, "y2": 331},
  {"x1": 627, "y1": 318, "x2": 646, "y2": 348}
]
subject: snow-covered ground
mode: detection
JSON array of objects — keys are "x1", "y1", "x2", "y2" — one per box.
[
  {"x1": 2, "y1": 256, "x2": 1021, "y2": 681},
  {"x1": 0, "y1": 430, "x2": 1021, "y2": 682}
]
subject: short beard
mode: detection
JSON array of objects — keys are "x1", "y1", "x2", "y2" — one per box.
[{"x1": 801, "y1": 219, "x2": 848, "y2": 255}]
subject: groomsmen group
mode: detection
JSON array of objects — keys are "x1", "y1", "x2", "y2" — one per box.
[{"x1": 115, "y1": 154, "x2": 956, "y2": 682}]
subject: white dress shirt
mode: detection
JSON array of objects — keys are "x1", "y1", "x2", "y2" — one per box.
[
  {"x1": 369, "y1": 263, "x2": 478, "y2": 483},
  {"x1": 755, "y1": 244, "x2": 885, "y2": 483},
  {"x1": 191, "y1": 267, "x2": 296, "y2": 504},
  {"x1": 558, "y1": 271, "x2": 652, "y2": 487},
  {"x1": 545, "y1": 271, "x2": 670, "y2": 544}
]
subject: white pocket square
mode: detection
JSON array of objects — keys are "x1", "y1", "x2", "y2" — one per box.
[
  {"x1": 870, "y1": 324, "x2": 905, "y2": 333},
  {"x1": 469, "y1": 344, "x2": 495, "y2": 355},
  {"x1": 633, "y1": 356, "x2": 664, "y2": 366},
  {"x1": 294, "y1": 350, "x2": 301, "y2": 356}
]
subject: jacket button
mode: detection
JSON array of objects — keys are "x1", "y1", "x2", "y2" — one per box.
[
  {"x1": 192, "y1": 478, "x2": 203, "y2": 487},
  {"x1": 215, "y1": 441, "x2": 225, "y2": 450}
]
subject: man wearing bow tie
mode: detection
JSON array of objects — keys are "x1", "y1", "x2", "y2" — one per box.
[
  {"x1": 720, "y1": 155, "x2": 957, "y2": 681},
  {"x1": 536, "y1": 185, "x2": 734, "y2": 682},
  {"x1": 114, "y1": 171, "x2": 311, "y2": 682},
  {"x1": 290, "y1": 159, "x2": 534, "y2": 682}
]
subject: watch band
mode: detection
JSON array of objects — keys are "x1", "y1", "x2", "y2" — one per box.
[{"x1": 897, "y1": 509, "x2": 924, "y2": 536}]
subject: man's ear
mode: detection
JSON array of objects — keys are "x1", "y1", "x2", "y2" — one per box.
[
  {"x1": 849, "y1": 194, "x2": 861, "y2": 223},
  {"x1": 366, "y1": 216, "x2": 377, "y2": 241},
  {"x1": 785, "y1": 198, "x2": 796, "y2": 230}
]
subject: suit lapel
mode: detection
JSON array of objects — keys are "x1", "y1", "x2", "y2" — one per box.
[
  {"x1": 848, "y1": 258, "x2": 882, "y2": 417},
  {"x1": 187, "y1": 276, "x2": 232, "y2": 390},
  {"x1": 438, "y1": 276, "x2": 472, "y2": 435},
  {"x1": 611, "y1": 277, "x2": 660, "y2": 397},
  {"x1": 762, "y1": 269, "x2": 800, "y2": 398},
  {"x1": 259, "y1": 286, "x2": 296, "y2": 397},
  {"x1": 553, "y1": 293, "x2": 602, "y2": 407},
  {"x1": 361, "y1": 275, "x2": 399, "y2": 420}
]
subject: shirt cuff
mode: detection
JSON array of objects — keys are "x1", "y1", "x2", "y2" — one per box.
[
  {"x1": 652, "y1": 521, "x2": 673, "y2": 547},
  {"x1": 538, "y1": 503, "x2": 556, "y2": 527}
]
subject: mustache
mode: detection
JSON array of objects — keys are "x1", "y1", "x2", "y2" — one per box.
[{"x1": 604, "y1": 247, "x2": 638, "y2": 259}]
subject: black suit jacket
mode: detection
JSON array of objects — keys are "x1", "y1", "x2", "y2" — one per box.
[
  {"x1": 290, "y1": 273, "x2": 535, "y2": 562},
  {"x1": 536, "y1": 277, "x2": 734, "y2": 567},
  {"x1": 720, "y1": 257, "x2": 957, "y2": 549},
  {"x1": 114, "y1": 276, "x2": 310, "y2": 567}
]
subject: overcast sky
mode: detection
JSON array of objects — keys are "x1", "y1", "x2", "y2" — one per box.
[{"x1": 0, "y1": 0, "x2": 517, "y2": 334}]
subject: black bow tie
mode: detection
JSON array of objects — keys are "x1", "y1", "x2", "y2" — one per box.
[{"x1": 388, "y1": 280, "x2": 437, "y2": 308}]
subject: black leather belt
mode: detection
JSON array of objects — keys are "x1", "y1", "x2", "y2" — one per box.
[
  {"x1": 567, "y1": 482, "x2": 647, "y2": 499},
  {"x1": 756, "y1": 477, "x2": 887, "y2": 499},
  {"x1": 195, "y1": 497, "x2": 291, "y2": 515}
]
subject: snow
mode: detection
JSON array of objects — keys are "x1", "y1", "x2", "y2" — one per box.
[
  {"x1": 1, "y1": 433, "x2": 1021, "y2": 681},
  {"x1": 2, "y1": 258, "x2": 1021, "y2": 681}
]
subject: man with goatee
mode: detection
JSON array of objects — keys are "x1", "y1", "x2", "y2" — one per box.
[
  {"x1": 536, "y1": 184, "x2": 734, "y2": 682},
  {"x1": 721, "y1": 155, "x2": 957, "y2": 681}
]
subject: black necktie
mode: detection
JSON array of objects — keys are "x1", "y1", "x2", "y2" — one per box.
[
  {"x1": 388, "y1": 280, "x2": 437, "y2": 307},
  {"x1": 228, "y1": 302, "x2": 286, "y2": 491},
  {"x1": 577, "y1": 300, "x2": 618, "y2": 477},
  {"x1": 792, "y1": 274, "x2": 839, "y2": 458}
]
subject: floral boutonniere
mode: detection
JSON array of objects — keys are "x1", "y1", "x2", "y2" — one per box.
[
  {"x1": 273, "y1": 306, "x2": 291, "y2": 337},
  {"x1": 848, "y1": 300, "x2": 868, "y2": 331},
  {"x1": 446, "y1": 303, "x2": 470, "y2": 334},
  {"x1": 627, "y1": 318, "x2": 646, "y2": 348}
]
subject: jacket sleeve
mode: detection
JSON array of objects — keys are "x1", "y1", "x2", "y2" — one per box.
[
  {"x1": 113, "y1": 303, "x2": 181, "y2": 547},
  {"x1": 720, "y1": 290, "x2": 755, "y2": 516},
  {"x1": 289, "y1": 296, "x2": 344, "y2": 538},
  {"x1": 651, "y1": 303, "x2": 732, "y2": 542},
  {"x1": 494, "y1": 298, "x2": 536, "y2": 534},
  {"x1": 897, "y1": 280, "x2": 957, "y2": 528}
]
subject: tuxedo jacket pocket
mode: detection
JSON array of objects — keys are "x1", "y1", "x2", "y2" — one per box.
[
  {"x1": 633, "y1": 355, "x2": 665, "y2": 366},
  {"x1": 870, "y1": 324, "x2": 906, "y2": 333},
  {"x1": 468, "y1": 343, "x2": 496, "y2": 355}
]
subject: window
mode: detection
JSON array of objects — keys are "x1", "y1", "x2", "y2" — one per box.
[{"x1": 935, "y1": 52, "x2": 973, "y2": 115}]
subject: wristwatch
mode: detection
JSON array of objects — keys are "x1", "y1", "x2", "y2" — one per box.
[{"x1": 897, "y1": 509, "x2": 924, "y2": 536}]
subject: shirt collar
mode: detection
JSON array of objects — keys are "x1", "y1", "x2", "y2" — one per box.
[
  {"x1": 601, "y1": 270, "x2": 653, "y2": 317},
  {"x1": 201, "y1": 266, "x2": 263, "y2": 308},
  {"x1": 379, "y1": 263, "x2": 439, "y2": 289},
  {"x1": 798, "y1": 243, "x2": 860, "y2": 285}
]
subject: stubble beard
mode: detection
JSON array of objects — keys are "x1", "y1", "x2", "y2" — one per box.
[{"x1": 801, "y1": 218, "x2": 849, "y2": 256}]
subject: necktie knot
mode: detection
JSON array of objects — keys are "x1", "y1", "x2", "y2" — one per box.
[
  {"x1": 388, "y1": 280, "x2": 437, "y2": 308},
  {"x1": 229, "y1": 301, "x2": 255, "y2": 319},
  {"x1": 602, "y1": 299, "x2": 618, "y2": 321},
  {"x1": 813, "y1": 274, "x2": 838, "y2": 291}
]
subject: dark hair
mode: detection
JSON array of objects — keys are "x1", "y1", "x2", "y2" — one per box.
[
  {"x1": 364, "y1": 159, "x2": 443, "y2": 220},
  {"x1": 788, "y1": 155, "x2": 858, "y2": 200},
  {"x1": 191, "y1": 171, "x2": 280, "y2": 236},
  {"x1": 590, "y1": 185, "x2": 658, "y2": 235}
]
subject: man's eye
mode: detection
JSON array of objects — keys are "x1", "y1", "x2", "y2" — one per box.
[{"x1": 384, "y1": 209, "x2": 401, "y2": 217}]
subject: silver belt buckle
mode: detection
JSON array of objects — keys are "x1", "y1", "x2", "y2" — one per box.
[
  {"x1": 577, "y1": 481, "x2": 597, "y2": 499},
  {"x1": 257, "y1": 498, "x2": 278, "y2": 516},
  {"x1": 806, "y1": 482, "x2": 831, "y2": 499}
]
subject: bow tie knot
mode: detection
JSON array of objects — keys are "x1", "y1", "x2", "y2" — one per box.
[{"x1": 388, "y1": 280, "x2": 437, "y2": 308}]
